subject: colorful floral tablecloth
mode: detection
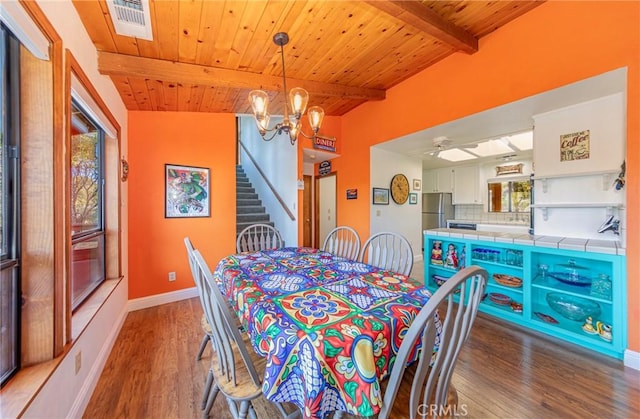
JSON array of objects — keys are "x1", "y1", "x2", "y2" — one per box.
[{"x1": 213, "y1": 247, "x2": 440, "y2": 419}]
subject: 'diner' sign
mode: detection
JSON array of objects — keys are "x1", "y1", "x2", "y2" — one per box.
[{"x1": 313, "y1": 135, "x2": 336, "y2": 152}]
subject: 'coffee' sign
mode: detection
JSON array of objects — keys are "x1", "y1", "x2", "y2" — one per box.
[
  {"x1": 560, "y1": 130, "x2": 590, "y2": 162},
  {"x1": 313, "y1": 135, "x2": 336, "y2": 152}
]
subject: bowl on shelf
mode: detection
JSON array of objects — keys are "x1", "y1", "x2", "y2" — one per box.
[
  {"x1": 545, "y1": 292, "x2": 601, "y2": 322},
  {"x1": 493, "y1": 273, "x2": 523, "y2": 288},
  {"x1": 548, "y1": 259, "x2": 592, "y2": 286},
  {"x1": 547, "y1": 271, "x2": 592, "y2": 286},
  {"x1": 488, "y1": 292, "x2": 511, "y2": 305},
  {"x1": 432, "y1": 274, "x2": 450, "y2": 287}
]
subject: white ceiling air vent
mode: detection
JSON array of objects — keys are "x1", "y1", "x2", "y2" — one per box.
[{"x1": 106, "y1": 0, "x2": 153, "y2": 41}]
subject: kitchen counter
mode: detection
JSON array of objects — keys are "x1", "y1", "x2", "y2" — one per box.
[
  {"x1": 447, "y1": 219, "x2": 529, "y2": 226},
  {"x1": 423, "y1": 229, "x2": 627, "y2": 359},
  {"x1": 425, "y1": 228, "x2": 625, "y2": 255},
  {"x1": 446, "y1": 219, "x2": 530, "y2": 234}
]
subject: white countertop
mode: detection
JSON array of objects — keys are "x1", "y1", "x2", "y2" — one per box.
[
  {"x1": 424, "y1": 228, "x2": 625, "y2": 256},
  {"x1": 447, "y1": 219, "x2": 529, "y2": 227}
]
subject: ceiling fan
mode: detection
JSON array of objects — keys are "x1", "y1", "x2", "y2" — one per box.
[{"x1": 426, "y1": 136, "x2": 478, "y2": 158}]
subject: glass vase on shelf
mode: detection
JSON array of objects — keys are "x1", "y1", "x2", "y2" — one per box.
[
  {"x1": 590, "y1": 274, "x2": 612, "y2": 300},
  {"x1": 538, "y1": 264, "x2": 549, "y2": 280}
]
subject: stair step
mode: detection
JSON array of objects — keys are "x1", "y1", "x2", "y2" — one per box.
[
  {"x1": 237, "y1": 213, "x2": 270, "y2": 223},
  {"x1": 236, "y1": 165, "x2": 277, "y2": 235},
  {"x1": 236, "y1": 205, "x2": 265, "y2": 214},
  {"x1": 236, "y1": 221, "x2": 274, "y2": 233}
]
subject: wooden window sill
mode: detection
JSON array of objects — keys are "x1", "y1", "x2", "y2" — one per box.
[{"x1": 0, "y1": 277, "x2": 122, "y2": 418}]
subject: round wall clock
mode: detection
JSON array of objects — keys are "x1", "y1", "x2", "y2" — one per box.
[{"x1": 390, "y1": 173, "x2": 410, "y2": 204}]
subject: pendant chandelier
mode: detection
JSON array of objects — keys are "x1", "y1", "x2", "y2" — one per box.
[{"x1": 248, "y1": 32, "x2": 325, "y2": 145}]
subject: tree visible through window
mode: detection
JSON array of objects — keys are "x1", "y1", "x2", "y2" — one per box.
[
  {"x1": 487, "y1": 180, "x2": 531, "y2": 213},
  {"x1": 71, "y1": 110, "x2": 100, "y2": 234},
  {"x1": 70, "y1": 101, "x2": 105, "y2": 309}
]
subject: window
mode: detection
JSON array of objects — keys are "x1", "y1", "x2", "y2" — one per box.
[
  {"x1": 0, "y1": 24, "x2": 20, "y2": 387},
  {"x1": 70, "y1": 100, "x2": 105, "y2": 310},
  {"x1": 488, "y1": 179, "x2": 531, "y2": 213}
]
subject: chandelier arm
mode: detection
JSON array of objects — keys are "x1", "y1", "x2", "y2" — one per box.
[
  {"x1": 297, "y1": 129, "x2": 316, "y2": 140},
  {"x1": 261, "y1": 130, "x2": 280, "y2": 142}
]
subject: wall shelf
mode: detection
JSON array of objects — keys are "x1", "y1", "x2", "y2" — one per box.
[
  {"x1": 530, "y1": 203, "x2": 623, "y2": 221},
  {"x1": 532, "y1": 170, "x2": 620, "y2": 192},
  {"x1": 423, "y1": 233, "x2": 627, "y2": 359}
]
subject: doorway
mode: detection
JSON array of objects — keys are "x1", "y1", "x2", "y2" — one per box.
[
  {"x1": 303, "y1": 175, "x2": 312, "y2": 247},
  {"x1": 314, "y1": 173, "x2": 337, "y2": 248}
]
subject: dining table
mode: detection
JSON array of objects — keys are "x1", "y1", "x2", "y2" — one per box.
[{"x1": 213, "y1": 246, "x2": 441, "y2": 419}]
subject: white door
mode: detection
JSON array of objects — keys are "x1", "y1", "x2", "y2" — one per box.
[{"x1": 318, "y1": 175, "x2": 337, "y2": 248}]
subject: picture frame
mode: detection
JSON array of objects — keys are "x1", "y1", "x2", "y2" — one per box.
[
  {"x1": 560, "y1": 130, "x2": 590, "y2": 162},
  {"x1": 372, "y1": 187, "x2": 389, "y2": 205},
  {"x1": 412, "y1": 178, "x2": 422, "y2": 191},
  {"x1": 346, "y1": 188, "x2": 358, "y2": 200},
  {"x1": 165, "y1": 164, "x2": 211, "y2": 218},
  {"x1": 495, "y1": 163, "x2": 524, "y2": 176},
  {"x1": 409, "y1": 193, "x2": 418, "y2": 204}
]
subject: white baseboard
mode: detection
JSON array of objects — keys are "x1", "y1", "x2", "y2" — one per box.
[
  {"x1": 624, "y1": 349, "x2": 640, "y2": 370},
  {"x1": 68, "y1": 304, "x2": 128, "y2": 418},
  {"x1": 128, "y1": 287, "x2": 199, "y2": 312}
]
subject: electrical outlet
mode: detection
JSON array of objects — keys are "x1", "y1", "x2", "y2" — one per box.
[
  {"x1": 168, "y1": 271, "x2": 176, "y2": 281},
  {"x1": 75, "y1": 351, "x2": 81, "y2": 375}
]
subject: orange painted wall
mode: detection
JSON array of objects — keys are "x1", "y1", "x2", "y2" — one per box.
[
  {"x1": 335, "y1": 1, "x2": 640, "y2": 351},
  {"x1": 128, "y1": 112, "x2": 237, "y2": 299},
  {"x1": 296, "y1": 116, "x2": 342, "y2": 244}
]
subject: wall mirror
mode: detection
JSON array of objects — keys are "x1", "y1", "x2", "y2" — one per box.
[{"x1": 488, "y1": 178, "x2": 531, "y2": 213}]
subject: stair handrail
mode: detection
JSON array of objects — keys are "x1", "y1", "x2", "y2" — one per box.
[{"x1": 238, "y1": 140, "x2": 296, "y2": 221}]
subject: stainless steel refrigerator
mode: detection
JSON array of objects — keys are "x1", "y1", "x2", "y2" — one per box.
[{"x1": 422, "y1": 192, "x2": 454, "y2": 230}]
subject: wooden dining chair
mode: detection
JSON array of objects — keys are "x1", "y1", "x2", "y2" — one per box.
[
  {"x1": 322, "y1": 226, "x2": 361, "y2": 260},
  {"x1": 184, "y1": 237, "x2": 218, "y2": 412},
  {"x1": 360, "y1": 231, "x2": 414, "y2": 276},
  {"x1": 236, "y1": 223, "x2": 284, "y2": 253},
  {"x1": 191, "y1": 249, "x2": 292, "y2": 419},
  {"x1": 184, "y1": 238, "x2": 213, "y2": 363},
  {"x1": 378, "y1": 266, "x2": 488, "y2": 419}
]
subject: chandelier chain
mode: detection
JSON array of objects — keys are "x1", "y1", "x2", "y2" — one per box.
[{"x1": 279, "y1": 43, "x2": 289, "y2": 121}]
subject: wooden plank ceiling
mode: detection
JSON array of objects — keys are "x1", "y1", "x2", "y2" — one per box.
[{"x1": 73, "y1": 0, "x2": 543, "y2": 116}]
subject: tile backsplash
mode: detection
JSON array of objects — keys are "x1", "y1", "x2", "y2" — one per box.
[{"x1": 454, "y1": 204, "x2": 530, "y2": 225}]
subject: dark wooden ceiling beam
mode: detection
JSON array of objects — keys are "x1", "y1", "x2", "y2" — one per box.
[
  {"x1": 97, "y1": 51, "x2": 386, "y2": 101},
  {"x1": 365, "y1": 0, "x2": 478, "y2": 54}
]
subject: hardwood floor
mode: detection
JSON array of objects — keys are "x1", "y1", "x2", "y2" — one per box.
[{"x1": 84, "y1": 262, "x2": 640, "y2": 418}]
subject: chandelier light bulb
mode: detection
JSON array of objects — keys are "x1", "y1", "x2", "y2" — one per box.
[
  {"x1": 289, "y1": 87, "x2": 309, "y2": 120},
  {"x1": 256, "y1": 114, "x2": 270, "y2": 135},
  {"x1": 307, "y1": 106, "x2": 325, "y2": 132},
  {"x1": 249, "y1": 90, "x2": 269, "y2": 119},
  {"x1": 288, "y1": 121, "x2": 300, "y2": 144}
]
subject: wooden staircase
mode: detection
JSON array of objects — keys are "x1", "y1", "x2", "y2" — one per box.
[{"x1": 236, "y1": 165, "x2": 274, "y2": 234}]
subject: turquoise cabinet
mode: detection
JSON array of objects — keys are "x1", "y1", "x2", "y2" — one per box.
[{"x1": 424, "y1": 233, "x2": 627, "y2": 359}]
